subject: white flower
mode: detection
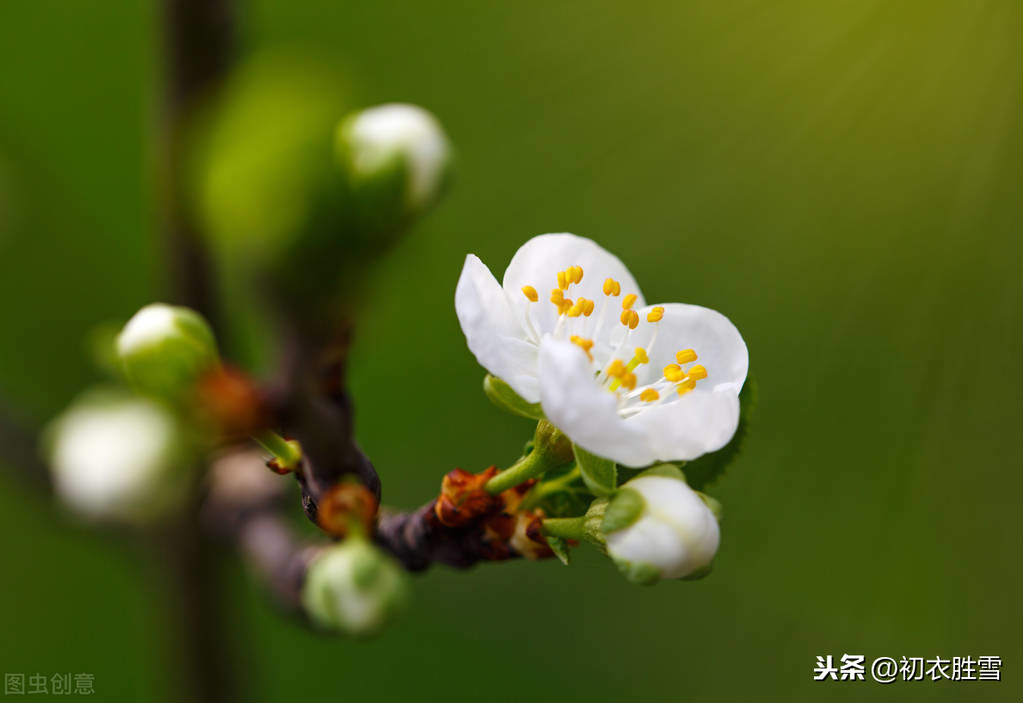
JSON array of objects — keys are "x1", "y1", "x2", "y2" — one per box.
[
  {"x1": 604, "y1": 474, "x2": 719, "y2": 582},
  {"x1": 48, "y1": 391, "x2": 186, "y2": 522},
  {"x1": 339, "y1": 103, "x2": 451, "y2": 214},
  {"x1": 455, "y1": 233, "x2": 748, "y2": 467},
  {"x1": 302, "y1": 538, "x2": 409, "y2": 636}
]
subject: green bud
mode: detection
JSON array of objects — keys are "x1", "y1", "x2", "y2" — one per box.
[
  {"x1": 116, "y1": 303, "x2": 218, "y2": 400},
  {"x1": 45, "y1": 389, "x2": 192, "y2": 523},
  {"x1": 302, "y1": 537, "x2": 409, "y2": 636},
  {"x1": 482, "y1": 374, "x2": 543, "y2": 420},
  {"x1": 603, "y1": 474, "x2": 720, "y2": 583},
  {"x1": 335, "y1": 103, "x2": 451, "y2": 232}
]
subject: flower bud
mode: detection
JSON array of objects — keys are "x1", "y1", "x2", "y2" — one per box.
[
  {"x1": 302, "y1": 537, "x2": 409, "y2": 636},
  {"x1": 336, "y1": 103, "x2": 451, "y2": 224},
  {"x1": 601, "y1": 468, "x2": 720, "y2": 584},
  {"x1": 46, "y1": 390, "x2": 190, "y2": 523},
  {"x1": 116, "y1": 303, "x2": 218, "y2": 400}
]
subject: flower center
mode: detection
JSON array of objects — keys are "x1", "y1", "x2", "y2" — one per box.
[{"x1": 520, "y1": 265, "x2": 709, "y2": 416}]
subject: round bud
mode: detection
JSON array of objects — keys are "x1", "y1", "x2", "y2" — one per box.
[
  {"x1": 302, "y1": 537, "x2": 409, "y2": 636},
  {"x1": 116, "y1": 303, "x2": 218, "y2": 400},
  {"x1": 336, "y1": 103, "x2": 451, "y2": 222},
  {"x1": 46, "y1": 390, "x2": 190, "y2": 523},
  {"x1": 602, "y1": 473, "x2": 720, "y2": 584}
]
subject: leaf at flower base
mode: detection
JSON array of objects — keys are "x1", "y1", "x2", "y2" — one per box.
[
  {"x1": 573, "y1": 444, "x2": 617, "y2": 497},
  {"x1": 633, "y1": 464, "x2": 686, "y2": 482},
  {"x1": 482, "y1": 374, "x2": 544, "y2": 420},
  {"x1": 537, "y1": 486, "x2": 592, "y2": 518},
  {"x1": 681, "y1": 375, "x2": 757, "y2": 491},
  {"x1": 600, "y1": 488, "x2": 644, "y2": 534},
  {"x1": 613, "y1": 558, "x2": 660, "y2": 586},
  {"x1": 546, "y1": 535, "x2": 571, "y2": 565}
]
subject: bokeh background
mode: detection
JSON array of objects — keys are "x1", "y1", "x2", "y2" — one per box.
[{"x1": 1, "y1": 0, "x2": 1021, "y2": 700}]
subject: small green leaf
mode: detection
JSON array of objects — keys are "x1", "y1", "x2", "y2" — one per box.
[
  {"x1": 600, "y1": 488, "x2": 645, "y2": 534},
  {"x1": 682, "y1": 375, "x2": 757, "y2": 490},
  {"x1": 483, "y1": 375, "x2": 544, "y2": 420},
  {"x1": 696, "y1": 491, "x2": 723, "y2": 521},
  {"x1": 573, "y1": 444, "x2": 617, "y2": 497},
  {"x1": 633, "y1": 463, "x2": 686, "y2": 482},
  {"x1": 546, "y1": 535, "x2": 571, "y2": 565},
  {"x1": 613, "y1": 558, "x2": 660, "y2": 586}
]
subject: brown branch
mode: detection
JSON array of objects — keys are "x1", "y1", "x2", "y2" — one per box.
[
  {"x1": 269, "y1": 321, "x2": 381, "y2": 525},
  {"x1": 204, "y1": 449, "x2": 324, "y2": 610},
  {"x1": 159, "y1": 1, "x2": 236, "y2": 700},
  {"x1": 161, "y1": 0, "x2": 233, "y2": 325},
  {"x1": 0, "y1": 398, "x2": 48, "y2": 488},
  {"x1": 375, "y1": 501, "x2": 511, "y2": 571}
]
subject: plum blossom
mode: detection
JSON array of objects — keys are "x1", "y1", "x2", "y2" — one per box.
[{"x1": 455, "y1": 233, "x2": 748, "y2": 467}]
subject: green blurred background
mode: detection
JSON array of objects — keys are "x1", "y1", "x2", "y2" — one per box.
[{"x1": 1, "y1": 0, "x2": 1021, "y2": 700}]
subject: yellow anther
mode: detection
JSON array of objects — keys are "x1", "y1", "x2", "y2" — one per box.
[
  {"x1": 675, "y1": 349, "x2": 698, "y2": 365},
  {"x1": 620, "y1": 372, "x2": 637, "y2": 391},
  {"x1": 606, "y1": 359, "x2": 626, "y2": 378},
  {"x1": 557, "y1": 270, "x2": 569, "y2": 291},
  {"x1": 676, "y1": 379, "x2": 696, "y2": 396},
  {"x1": 570, "y1": 335, "x2": 594, "y2": 360},
  {"x1": 640, "y1": 388, "x2": 660, "y2": 402},
  {"x1": 602, "y1": 278, "x2": 621, "y2": 296},
  {"x1": 647, "y1": 306, "x2": 664, "y2": 323},
  {"x1": 559, "y1": 298, "x2": 573, "y2": 315},
  {"x1": 686, "y1": 364, "x2": 708, "y2": 381},
  {"x1": 566, "y1": 300, "x2": 585, "y2": 317},
  {"x1": 620, "y1": 309, "x2": 639, "y2": 329},
  {"x1": 582, "y1": 298, "x2": 595, "y2": 316},
  {"x1": 570, "y1": 335, "x2": 593, "y2": 351},
  {"x1": 663, "y1": 364, "x2": 684, "y2": 382},
  {"x1": 550, "y1": 288, "x2": 564, "y2": 304},
  {"x1": 622, "y1": 293, "x2": 638, "y2": 310},
  {"x1": 521, "y1": 285, "x2": 538, "y2": 302},
  {"x1": 569, "y1": 266, "x2": 583, "y2": 284}
]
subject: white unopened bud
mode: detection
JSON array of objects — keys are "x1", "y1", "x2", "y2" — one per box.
[
  {"x1": 337, "y1": 103, "x2": 451, "y2": 217},
  {"x1": 302, "y1": 537, "x2": 409, "y2": 636},
  {"x1": 116, "y1": 303, "x2": 218, "y2": 399},
  {"x1": 47, "y1": 391, "x2": 189, "y2": 523},
  {"x1": 602, "y1": 472, "x2": 720, "y2": 584}
]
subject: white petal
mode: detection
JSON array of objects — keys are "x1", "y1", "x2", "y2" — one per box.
[
  {"x1": 502, "y1": 233, "x2": 646, "y2": 338},
  {"x1": 631, "y1": 390, "x2": 740, "y2": 462},
  {"x1": 537, "y1": 336, "x2": 654, "y2": 467},
  {"x1": 628, "y1": 303, "x2": 748, "y2": 392},
  {"x1": 454, "y1": 255, "x2": 540, "y2": 401},
  {"x1": 606, "y1": 516, "x2": 686, "y2": 577}
]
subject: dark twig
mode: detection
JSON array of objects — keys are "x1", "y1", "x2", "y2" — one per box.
[
  {"x1": 205, "y1": 449, "x2": 325, "y2": 610},
  {"x1": 161, "y1": 0, "x2": 233, "y2": 325},
  {"x1": 376, "y1": 501, "x2": 514, "y2": 572},
  {"x1": 0, "y1": 399, "x2": 48, "y2": 488},
  {"x1": 159, "y1": 1, "x2": 236, "y2": 700},
  {"x1": 270, "y1": 322, "x2": 381, "y2": 525}
]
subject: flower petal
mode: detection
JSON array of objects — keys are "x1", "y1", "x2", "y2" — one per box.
[
  {"x1": 629, "y1": 303, "x2": 748, "y2": 392},
  {"x1": 455, "y1": 254, "x2": 540, "y2": 401},
  {"x1": 606, "y1": 515, "x2": 686, "y2": 577},
  {"x1": 502, "y1": 233, "x2": 646, "y2": 337},
  {"x1": 538, "y1": 336, "x2": 654, "y2": 466},
  {"x1": 630, "y1": 390, "x2": 740, "y2": 461}
]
